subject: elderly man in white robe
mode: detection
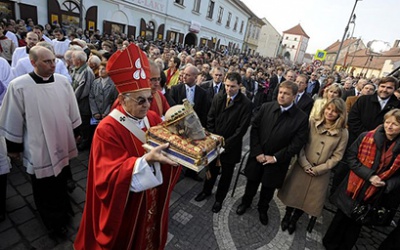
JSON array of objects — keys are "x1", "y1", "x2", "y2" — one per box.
[{"x1": 0, "y1": 46, "x2": 81, "y2": 236}]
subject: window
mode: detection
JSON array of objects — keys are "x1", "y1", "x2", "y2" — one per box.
[
  {"x1": 286, "y1": 36, "x2": 289, "y2": 40},
  {"x1": 292, "y1": 45, "x2": 295, "y2": 48},
  {"x1": 239, "y1": 20, "x2": 244, "y2": 33},
  {"x1": 226, "y1": 12, "x2": 232, "y2": 27},
  {"x1": 294, "y1": 37, "x2": 297, "y2": 41},
  {"x1": 217, "y1": 7, "x2": 223, "y2": 23},
  {"x1": 175, "y1": 0, "x2": 184, "y2": 5},
  {"x1": 233, "y1": 17, "x2": 238, "y2": 31},
  {"x1": 193, "y1": 0, "x2": 201, "y2": 12},
  {"x1": 207, "y1": 0, "x2": 215, "y2": 19}
]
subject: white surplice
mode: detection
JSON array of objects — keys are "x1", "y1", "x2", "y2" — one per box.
[{"x1": 0, "y1": 73, "x2": 81, "y2": 178}]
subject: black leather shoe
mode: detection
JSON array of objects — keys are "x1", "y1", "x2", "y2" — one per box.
[
  {"x1": 281, "y1": 214, "x2": 291, "y2": 231},
  {"x1": 212, "y1": 201, "x2": 222, "y2": 213},
  {"x1": 287, "y1": 220, "x2": 297, "y2": 234},
  {"x1": 259, "y1": 212, "x2": 269, "y2": 225},
  {"x1": 236, "y1": 203, "x2": 249, "y2": 215},
  {"x1": 194, "y1": 192, "x2": 209, "y2": 202}
]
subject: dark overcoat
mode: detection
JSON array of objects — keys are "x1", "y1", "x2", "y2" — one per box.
[
  {"x1": 169, "y1": 83, "x2": 210, "y2": 127},
  {"x1": 245, "y1": 102, "x2": 309, "y2": 188},
  {"x1": 207, "y1": 91, "x2": 252, "y2": 165},
  {"x1": 332, "y1": 126, "x2": 400, "y2": 218},
  {"x1": 348, "y1": 93, "x2": 399, "y2": 142}
]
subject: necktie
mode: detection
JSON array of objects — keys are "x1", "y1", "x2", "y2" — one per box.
[
  {"x1": 214, "y1": 85, "x2": 218, "y2": 95},
  {"x1": 226, "y1": 97, "x2": 232, "y2": 108},
  {"x1": 295, "y1": 94, "x2": 300, "y2": 104}
]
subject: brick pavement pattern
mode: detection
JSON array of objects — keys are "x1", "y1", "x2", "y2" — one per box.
[{"x1": 0, "y1": 134, "x2": 394, "y2": 250}]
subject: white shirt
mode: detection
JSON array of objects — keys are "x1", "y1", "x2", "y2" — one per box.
[
  {"x1": 377, "y1": 96, "x2": 389, "y2": 110},
  {"x1": 186, "y1": 85, "x2": 196, "y2": 104}
]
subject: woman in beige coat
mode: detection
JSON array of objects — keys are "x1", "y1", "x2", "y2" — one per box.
[{"x1": 277, "y1": 98, "x2": 348, "y2": 234}]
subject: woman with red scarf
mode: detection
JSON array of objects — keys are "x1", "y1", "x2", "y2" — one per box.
[{"x1": 323, "y1": 109, "x2": 400, "y2": 250}]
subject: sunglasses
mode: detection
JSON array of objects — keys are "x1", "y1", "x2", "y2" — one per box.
[{"x1": 125, "y1": 95, "x2": 153, "y2": 105}]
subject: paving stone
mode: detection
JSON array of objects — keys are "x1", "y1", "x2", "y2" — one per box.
[
  {"x1": 30, "y1": 234, "x2": 58, "y2": 249},
  {"x1": 8, "y1": 172, "x2": 28, "y2": 186},
  {"x1": 15, "y1": 182, "x2": 32, "y2": 197},
  {"x1": 0, "y1": 216, "x2": 12, "y2": 232},
  {"x1": 72, "y1": 169, "x2": 87, "y2": 181},
  {"x1": 76, "y1": 178, "x2": 87, "y2": 189},
  {"x1": 0, "y1": 227, "x2": 22, "y2": 249},
  {"x1": 25, "y1": 194, "x2": 36, "y2": 210},
  {"x1": 18, "y1": 218, "x2": 47, "y2": 242},
  {"x1": 8, "y1": 242, "x2": 30, "y2": 250},
  {"x1": 8, "y1": 206, "x2": 35, "y2": 225},
  {"x1": 6, "y1": 195, "x2": 26, "y2": 212},
  {"x1": 68, "y1": 186, "x2": 86, "y2": 204},
  {"x1": 6, "y1": 184, "x2": 17, "y2": 197}
]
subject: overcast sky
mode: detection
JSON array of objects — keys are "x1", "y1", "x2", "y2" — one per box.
[{"x1": 241, "y1": 0, "x2": 400, "y2": 54}]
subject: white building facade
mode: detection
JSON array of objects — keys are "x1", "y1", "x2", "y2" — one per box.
[
  {"x1": 256, "y1": 18, "x2": 281, "y2": 58},
  {"x1": 4, "y1": 0, "x2": 253, "y2": 52}
]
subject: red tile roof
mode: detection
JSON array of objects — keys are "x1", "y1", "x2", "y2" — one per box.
[{"x1": 282, "y1": 24, "x2": 310, "y2": 38}]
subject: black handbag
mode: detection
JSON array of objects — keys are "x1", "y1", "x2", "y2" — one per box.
[{"x1": 351, "y1": 188, "x2": 394, "y2": 226}]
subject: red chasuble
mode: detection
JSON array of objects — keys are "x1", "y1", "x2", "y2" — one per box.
[{"x1": 74, "y1": 105, "x2": 181, "y2": 250}]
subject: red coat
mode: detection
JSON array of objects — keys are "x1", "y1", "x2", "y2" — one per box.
[{"x1": 74, "y1": 105, "x2": 181, "y2": 250}]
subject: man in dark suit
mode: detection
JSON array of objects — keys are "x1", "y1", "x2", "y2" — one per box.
[
  {"x1": 294, "y1": 74, "x2": 314, "y2": 116},
  {"x1": 194, "y1": 72, "x2": 252, "y2": 213},
  {"x1": 268, "y1": 67, "x2": 285, "y2": 102},
  {"x1": 200, "y1": 66, "x2": 225, "y2": 102},
  {"x1": 306, "y1": 71, "x2": 320, "y2": 97},
  {"x1": 272, "y1": 70, "x2": 296, "y2": 100},
  {"x1": 348, "y1": 76, "x2": 399, "y2": 142},
  {"x1": 341, "y1": 78, "x2": 367, "y2": 101},
  {"x1": 169, "y1": 65, "x2": 210, "y2": 181},
  {"x1": 236, "y1": 80, "x2": 309, "y2": 226},
  {"x1": 331, "y1": 76, "x2": 400, "y2": 194},
  {"x1": 169, "y1": 65, "x2": 209, "y2": 127}
]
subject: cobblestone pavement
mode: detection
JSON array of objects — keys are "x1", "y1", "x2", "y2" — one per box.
[{"x1": 0, "y1": 133, "x2": 395, "y2": 249}]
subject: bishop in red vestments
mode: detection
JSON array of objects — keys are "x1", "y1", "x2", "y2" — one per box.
[{"x1": 74, "y1": 44, "x2": 181, "y2": 250}]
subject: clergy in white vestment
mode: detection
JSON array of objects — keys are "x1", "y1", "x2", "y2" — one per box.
[
  {"x1": 52, "y1": 28, "x2": 71, "y2": 61},
  {"x1": 12, "y1": 41, "x2": 72, "y2": 83},
  {"x1": 11, "y1": 31, "x2": 39, "y2": 67},
  {"x1": 0, "y1": 46, "x2": 81, "y2": 236}
]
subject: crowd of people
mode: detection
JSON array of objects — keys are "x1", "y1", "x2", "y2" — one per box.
[{"x1": 0, "y1": 18, "x2": 400, "y2": 249}]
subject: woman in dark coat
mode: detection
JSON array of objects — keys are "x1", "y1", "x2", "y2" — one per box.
[{"x1": 323, "y1": 109, "x2": 400, "y2": 250}]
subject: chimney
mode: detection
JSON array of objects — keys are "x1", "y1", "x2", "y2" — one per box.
[{"x1": 393, "y1": 40, "x2": 400, "y2": 48}]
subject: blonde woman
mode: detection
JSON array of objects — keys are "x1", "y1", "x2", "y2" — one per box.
[
  {"x1": 278, "y1": 98, "x2": 348, "y2": 234},
  {"x1": 309, "y1": 83, "x2": 343, "y2": 120}
]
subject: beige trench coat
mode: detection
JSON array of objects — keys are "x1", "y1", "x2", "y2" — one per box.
[{"x1": 277, "y1": 119, "x2": 348, "y2": 217}]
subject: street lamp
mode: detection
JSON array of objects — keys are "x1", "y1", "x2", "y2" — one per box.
[{"x1": 331, "y1": 0, "x2": 362, "y2": 72}]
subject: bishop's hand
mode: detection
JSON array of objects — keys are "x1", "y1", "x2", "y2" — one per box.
[{"x1": 144, "y1": 143, "x2": 178, "y2": 166}]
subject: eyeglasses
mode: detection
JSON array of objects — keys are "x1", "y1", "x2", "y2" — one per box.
[
  {"x1": 125, "y1": 95, "x2": 153, "y2": 105},
  {"x1": 311, "y1": 74, "x2": 317, "y2": 76},
  {"x1": 150, "y1": 77, "x2": 161, "y2": 82},
  {"x1": 214, "y1": 74, "x2": 223, "y2": 76}
]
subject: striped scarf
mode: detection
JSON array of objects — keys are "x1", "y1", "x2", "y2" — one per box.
[{"x1": 347, "y1": 127, "x2": 400, "y2": 200}]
